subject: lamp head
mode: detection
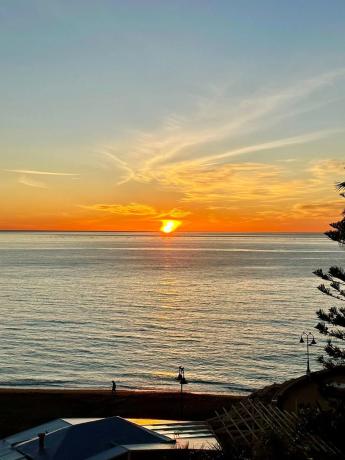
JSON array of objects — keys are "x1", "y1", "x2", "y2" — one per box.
[
  {"x1": 180, "y1": 377, "x2": 188, "y2": 385},
  {"x1": 299, "y1": 336, "x2": 304, "y2": 343},
  {"x1": 311, "y1": 337, "x2": 316, "y2": 345}
]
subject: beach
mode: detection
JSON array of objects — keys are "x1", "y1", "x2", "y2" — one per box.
[{"x1": 0, "y1": 388, "x2": 242, "y2": 438}]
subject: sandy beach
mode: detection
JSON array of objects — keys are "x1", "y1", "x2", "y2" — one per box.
[{"x1": 0, "y1": 388, "x2": 243, "y2": 438}]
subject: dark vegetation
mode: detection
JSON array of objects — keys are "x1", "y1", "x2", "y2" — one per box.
[
  {"x1": 314, "y1": 180, "x2": 345, "y2": 367},
  {"x1": 213, "y1": 402, "x2": 345, "y2": 459}
]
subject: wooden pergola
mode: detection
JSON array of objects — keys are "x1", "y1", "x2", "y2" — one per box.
[{"x1": 208, "y1": 399, "x2": 342, "y2": 458}]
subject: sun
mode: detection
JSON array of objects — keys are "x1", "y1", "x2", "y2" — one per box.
[{"x1": 160, "y1": 220, "x2": 182, "y2": 234}]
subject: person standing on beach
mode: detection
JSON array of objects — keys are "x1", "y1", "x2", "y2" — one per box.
[{"x1": 112, "y1": 380, "x2": 116, "y2": 394}]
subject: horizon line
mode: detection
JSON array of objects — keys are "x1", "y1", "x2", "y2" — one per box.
[{"x1": 0, "y1": 229, "x2": 324, "y2": 234}]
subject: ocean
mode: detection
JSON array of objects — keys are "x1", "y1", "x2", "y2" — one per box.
[{"x1": 0, "y1": 232, "x2": 342, "y2": 394}]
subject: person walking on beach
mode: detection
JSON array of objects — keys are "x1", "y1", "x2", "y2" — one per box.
[{"x1": 112, "y1": 380, "x2": 116, "y2": 394}]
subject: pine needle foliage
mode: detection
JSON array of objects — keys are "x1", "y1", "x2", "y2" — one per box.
[{"x1": 314, "y1": 180, "x2": 345, "y2": 368}]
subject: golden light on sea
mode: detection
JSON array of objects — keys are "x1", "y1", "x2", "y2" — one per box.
[{"x1": 160, "y1": 220, "x2": 182, "y2": 234}]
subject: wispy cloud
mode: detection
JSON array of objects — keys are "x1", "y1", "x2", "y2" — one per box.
[
  {"x1": 4, "y1": 169, "x2": 79, "y2": 176},
  {"x1": 83, "y1": 202, "x2": 190, "y2": 219},
  {"x1": 18, "y1": 175, "x2": 48, "y2": 189},
  {"x1": 149, "y1": 162, "x2": 299, "y2": 204},
  {"x1": 133, "y1": 70, "x2": 343, "y2": 172},
  {"x1": 293, "y1": 200, "x2": 345, "y2": 218},
  {"x1": 5, "y1": 168, "x2": 79, "y2": 189},
  {"x1": 84, "y1": 203, "x2": 157, "y2": 216},
  {"x1": 97, "y1": 69, "x2": 345, "y2": 202},
  {"x1": 308, "y1": 159, "x2": 345, "y2": 181},
  {"x1": 199, "y1": 129, "x2": 341, "y2": 166},
  {"x1": 99, "y1": 151, "x2": 135, "y2": 185}
]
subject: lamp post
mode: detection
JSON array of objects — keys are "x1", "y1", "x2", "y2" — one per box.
[
  {"x1": 299, "y1": 331, "x2": 316, "y2": 376},
  {"x1": 176, "y1": 366, "x2": 188, "y2": 393},
  {"x1": 176, "y1": 366, "x2": 188, "y2": 418}
]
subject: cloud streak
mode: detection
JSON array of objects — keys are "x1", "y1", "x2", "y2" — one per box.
[
  {"x1": 4, "y1": 168, "x2": 79, "y2": 190},
  {"x1": 83, "y1": 203, "x2": 191, "y2": 219},
  {"x1": 18, "y1": 175, "x2": 48, "y2": 189},
  {"x1": 199, "y1": 129, "x2": 341, "y2": 165},
  {"x1": 85, "y1": 203, "x2": 157, "y2": 216},
  {"x1": 99, "y1": 151, "x2": 135, "y2": 185},
  {"x1": 4, "y1": 169, "x2": 79, "y2": 176}
]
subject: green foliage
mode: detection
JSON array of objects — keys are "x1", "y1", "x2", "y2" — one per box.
[{"x1": 314, "y1": 181, "x2": 345, "y2": 367}]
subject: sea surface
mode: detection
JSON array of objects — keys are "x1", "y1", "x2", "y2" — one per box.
[{"x1": 0, "y1": 232, "x2": 343, "y2": 394}]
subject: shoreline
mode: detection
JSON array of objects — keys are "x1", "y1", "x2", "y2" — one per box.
[
  {"x1": 0, "y1": 388, "x2": 243, "y2": 438},
  {"x1": 0, "y1": 386, "x2": 250, "y2": 396}
]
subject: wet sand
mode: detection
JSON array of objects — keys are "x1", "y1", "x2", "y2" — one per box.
[{"x1": 0, "y1": 388, "x2": 243, "y2": 438}]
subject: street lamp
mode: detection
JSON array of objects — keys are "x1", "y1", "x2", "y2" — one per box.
[
  {"x1": 299, "y1": 331, "x2": 317, "y2": 376},
  {"x1": 176, "y1": 366, "x2": 188, "y2": 418},
  {"x1": 176, "y1": 366, "x2": 188, "y2": 393}
]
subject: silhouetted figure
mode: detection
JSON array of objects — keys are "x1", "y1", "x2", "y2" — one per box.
[{"x1": 112, "y1": 380, "x2": 116, "y2": 394}]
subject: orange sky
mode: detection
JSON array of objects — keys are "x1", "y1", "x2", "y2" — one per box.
[{"x1": 1, "y1": 161, "x2": 344, "y2": 232}]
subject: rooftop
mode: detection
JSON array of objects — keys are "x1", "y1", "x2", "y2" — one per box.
[{"x1": 0, "y1": 416, "x2": 218, "y2": 460}]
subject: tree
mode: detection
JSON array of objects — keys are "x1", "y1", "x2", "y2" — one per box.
[{"x1": 314, "y1": 180, "x2": 345, "y2": 368}]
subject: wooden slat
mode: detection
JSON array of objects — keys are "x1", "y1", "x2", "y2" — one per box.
[
  {"x1": 239, "y1": 400, "x2": 269, "y2": 432},
  {"x1": 222, "y1": 414, "x2": 250, "y2": 444},
  {"x1": 209, "y1": 400, "x2": 342, "y2": 458},
  {"x1": 214, "y1": 410, "x2": 235, "y2": 443},
  {"x1": 253, "y1": 401, "x2": 292, "y2": 438}
]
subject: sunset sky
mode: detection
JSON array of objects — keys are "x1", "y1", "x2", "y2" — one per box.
[{"x1": 1, "y1": 1, "x2": 345, "y2": 232}]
